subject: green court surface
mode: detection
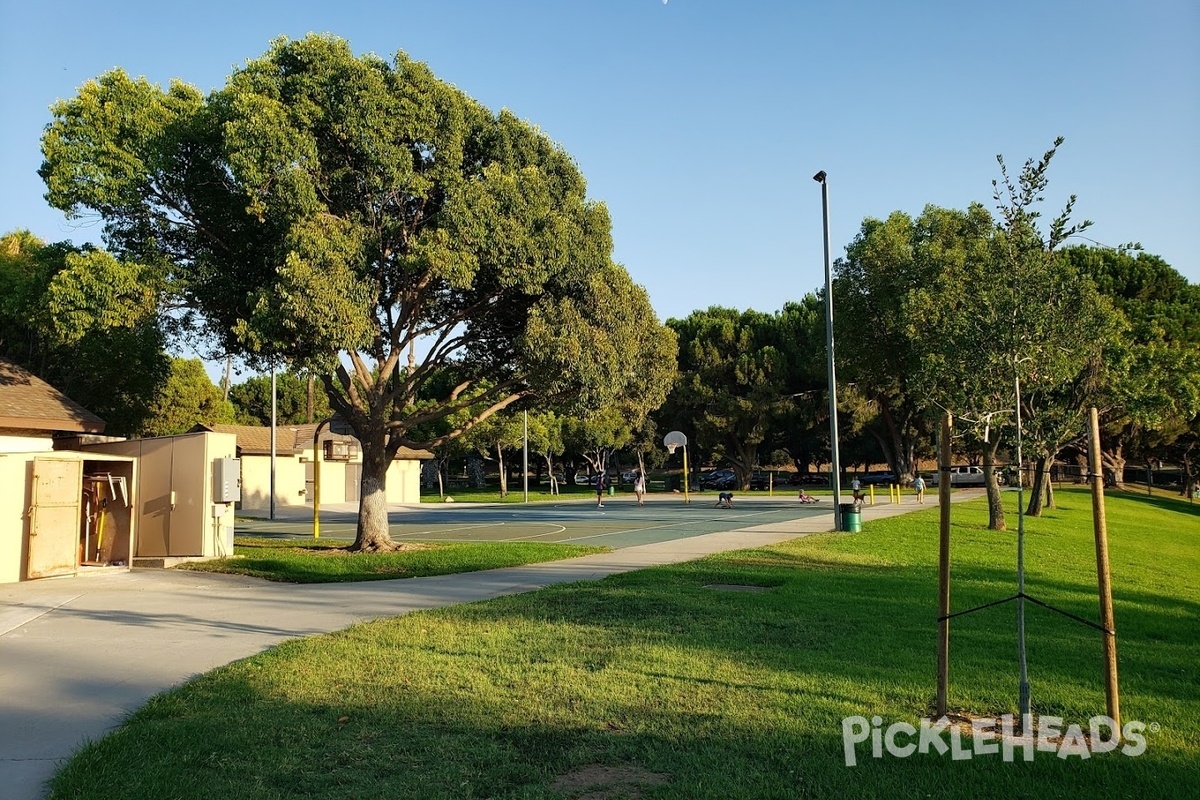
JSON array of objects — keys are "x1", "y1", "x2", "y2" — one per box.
[{"x1": 236, "y1": 496, "x2": 832, "y2": 550}]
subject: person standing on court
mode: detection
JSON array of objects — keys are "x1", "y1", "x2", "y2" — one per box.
[
  {"x1": 913, "y1": 474, "x2": 926, "y2": 504},
  {"x1": 633, "y1": 471, "x2": 646, "y2": 507},
  {"x1": 595, "y1": 470, "x2": 606, "y2": 508}
]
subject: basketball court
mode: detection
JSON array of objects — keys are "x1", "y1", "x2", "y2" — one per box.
[{"x1": 236, "y1": 495, "x2": 834, "y2": 550}]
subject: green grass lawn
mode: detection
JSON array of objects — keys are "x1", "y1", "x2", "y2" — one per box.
[
  {"x1": 51, "y1": 489, "x2": 1198, "y2": 798},
  {"x1": 175, "y1": 538, "x2": 609, "y2": 583}
]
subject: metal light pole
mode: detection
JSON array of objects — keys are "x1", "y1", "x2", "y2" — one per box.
[
  {"x1": 814, "y1": 170, "x2": 843, "y2": 525},
  {"x1": 523, "y1": 410, "x2": 529, "y2": 503},
  {"x1": 269, "y1": 367, "x2": 277, "y2": 521}
]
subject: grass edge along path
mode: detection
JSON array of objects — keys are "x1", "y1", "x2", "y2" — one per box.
[
  {"x1": 50, "y1": 489, "x2": 1198, "y2": 799},
  {"x1": 175, "y1": 538, "x2": 610, "y2": 583}
]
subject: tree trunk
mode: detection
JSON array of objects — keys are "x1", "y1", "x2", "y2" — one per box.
[
  {"x1": 497, "y1": 443, "x2": 507, "y2": 498},
  {"x1": 352, "y1": 432, "x2": 396, "y2": 551},
  {"x1": 1026, "y1": 454, "x2": 1051, "y2": 516},
  {"x1": 734, "y1": 441, "x2": 758, "y2": 490},
  {"x1": 1101, "y1": 442, "x2": 1126, "y2": 488},
  {"x1": 982, "y1": 437, "x2": 1006, "y2": 531},
  {"x1": 307, "y1": 374, "x2": 315, "y2": 424}
]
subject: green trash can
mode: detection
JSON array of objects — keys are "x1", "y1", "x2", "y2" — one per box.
[
  {"x1": 839, "y1": 503, "x2": 862, "y2": 533},
  {"x1": 608, "y1": 486, "x2": 615, "y2": 496}
]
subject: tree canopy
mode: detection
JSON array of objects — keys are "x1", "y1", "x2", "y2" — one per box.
[
  {"x1": 142, "y1": 357, "x2": 235, "y2": 436},
  {"x1": 41, "y1": 34, "x2": 675, "y2": 548},
  {"x1": 229, "y1": 370, "x2": 333, "y2": 427},
  {"x1": 662, "y1": 305, "x2": 817, "y2": 488},
  {"x1": 0, "y1": 230, "x2": 169, "y2": 435}
]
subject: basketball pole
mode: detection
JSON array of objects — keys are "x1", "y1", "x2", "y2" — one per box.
[{"x1": 683, "y1": 444, "x2": 690, "y2": 504}]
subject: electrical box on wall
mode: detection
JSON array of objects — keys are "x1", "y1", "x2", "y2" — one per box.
[
  {"x1": 323, "y1": 440, "x2": 358, "y2": 462},
  {"x1": 213, "y1": 457, "x2": 241, "y2": 503}
]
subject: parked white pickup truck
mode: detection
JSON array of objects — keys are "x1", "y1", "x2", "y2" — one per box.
[{"x1": 928, "y1": 466, "x2": 988, "y2": 486}]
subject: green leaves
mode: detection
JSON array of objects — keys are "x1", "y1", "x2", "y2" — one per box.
[
  {"x1": 44, "y1": 250, "x2": 161, "y2": 344},
  {"x1": 38, "y1": 34, "x2": 677, "y2": 545},
  {"x1": 0, "y1": 230, "x2": 170, "y2": 436}
]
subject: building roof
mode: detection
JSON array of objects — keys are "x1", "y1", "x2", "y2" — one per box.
[
  {"x1": 0, "y1": 357, "x2": 106, "y2": 434},
  {"x1": 194, "y1": 423, "x2": 432, "y2": 460}
]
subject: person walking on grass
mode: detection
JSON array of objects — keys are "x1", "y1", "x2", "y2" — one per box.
[
  {"x1": 913, "y1": 474, "x2": 926, "y2": 504},
  {"x1": 633, "y1": 471, "x2": 646, "y2": 507},
  {"x1": 595, "y1": 471, "x2": 606, "y2": 508}
]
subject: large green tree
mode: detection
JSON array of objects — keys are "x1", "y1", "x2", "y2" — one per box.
[
  {"x1": 834, "y1": 212, "x2": 942, "y2": 483},
  {"x1": 0, "y1": 230, "x2": 170, "y2": 435},
  {"x1": 1064, "y1": 246, "x2": 1200, "y2": 485},
  {"x1": 663, "y1": 306, "x2": 801, "y2": 489},
  {"x1": 142, "y1": 356, "x2": 236, "y2": 436},
  {"x1": 229, "y1": 370, "x2": 333, "y2": 426},
  {"x1": 41, "y1": 34, "x2": 674, "y2": 550}
]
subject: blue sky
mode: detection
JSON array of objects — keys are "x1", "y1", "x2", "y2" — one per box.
[{"x1": 2, "y1": 0, "x2": 1197, "y2": 361}]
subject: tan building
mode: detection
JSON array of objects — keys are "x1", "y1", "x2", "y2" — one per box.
[
  {"x1": 195, "y1": 424, "x2": 431, "y2": 513},
  {"x1": 0, "y1": 358, "x2": 135, "y2": 583},
  {"x1": 1, "y1": 357, "x2": 241, "y2": 584}
]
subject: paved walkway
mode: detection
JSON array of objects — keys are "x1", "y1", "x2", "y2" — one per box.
[{"x1": 0, "y1": 491, "x2": 979, "y2": 799}]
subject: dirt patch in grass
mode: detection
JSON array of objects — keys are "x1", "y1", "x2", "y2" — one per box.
[{"x1": 550, "y1": 764, "x2": 669, "y2": 799}]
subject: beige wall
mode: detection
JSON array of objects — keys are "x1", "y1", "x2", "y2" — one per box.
[
  {"x1": 0, "y1": 454, "x2": 32, "y2": 583},
  {"x1": 237, "y1": 446, "x2": 424, "y2": 512},
  {"x1": 0, "y1": 432, "x2": 54, "y2": 453},
  {"x1": 386, "y1": 458, "x2": 422, "y2": 504},
  {"x1": 238, "y1": 452, "x2": 308, "y2": 513}
]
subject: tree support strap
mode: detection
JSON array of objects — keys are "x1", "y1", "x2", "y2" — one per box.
[{"x1": 938, "y1": 592, "x2": 1113, "y2": 635}]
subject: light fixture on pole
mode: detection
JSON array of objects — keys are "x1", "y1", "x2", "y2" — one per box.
[
  {"x1": 813, "y1": 170, "x2": 843, "y2": 526},
  {"x1": 663, "y1": 431, "x2": 690, "y2": 504}
]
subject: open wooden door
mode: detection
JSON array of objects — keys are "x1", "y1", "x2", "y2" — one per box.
[{"x1": 28, "y1": 459, "x2": 82, "y2": 579}]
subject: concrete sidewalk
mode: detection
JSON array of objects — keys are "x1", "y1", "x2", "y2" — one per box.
[{"x1": 0, "y1": 492, "x2": 978, "y2": 799}]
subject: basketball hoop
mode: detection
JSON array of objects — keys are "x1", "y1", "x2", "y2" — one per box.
[{"x1": 662, "y1": 431, "x2": 690, "y2": 504}]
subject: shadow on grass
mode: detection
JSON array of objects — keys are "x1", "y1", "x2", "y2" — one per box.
[
  {"x1": 49, "y1": 617, "x2": 1193, "y2": 800},
  {"x1": 1103, "y1": 489, "x2": 1200, "y2": 519},
  {"x1": 47, "y1": 493, "x2": 1199, "y2": 799}
]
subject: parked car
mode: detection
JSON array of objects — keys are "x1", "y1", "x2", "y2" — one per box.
[
  {"x1": 857, "y1": 471, "x2": 896, "y2": 486},
  {"x1": 619, "y1": 470, "x2": 638, "y2": 484},
  {"x1": 574, "y1": 472, "x2": 596, "y2": 486},
  {"x1": 928, "y1": 466, "x2": 987, "y2": 487},
  {"x1": 748, "y1": 471, "x2": 774, "y2": 490},
  {"x1": 701, "y1": 468, "x2": 736, "y2": 490},
  {"x1": 789, "y1": 473, "x2": 829, "y2": 486}
]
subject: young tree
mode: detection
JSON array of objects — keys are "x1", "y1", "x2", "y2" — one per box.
[
  {"x1": 41, "y1": 35, "x2": 674, "y2": 550},
  {"x1": 525, "y1": 410, "x2": 566, "y2": 495}
]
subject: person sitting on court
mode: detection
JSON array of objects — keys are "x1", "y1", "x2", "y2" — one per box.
[
  {"x1": 716, "y1": 491, "x2": 734, "y2": 508},
  {"x1": 797, "y1": 489, "x2": 819, "y2": 504}
]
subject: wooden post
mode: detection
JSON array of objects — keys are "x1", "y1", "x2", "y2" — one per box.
[
  {"x1": 1089, "y1": 407, "x2": 1121, "y2": 729},
  {"x1": 937, "y1": 412, "x2": 953, "y2": 717}
]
